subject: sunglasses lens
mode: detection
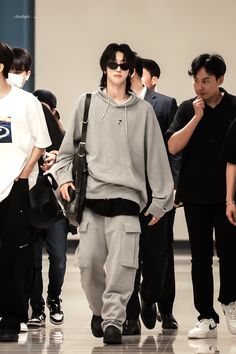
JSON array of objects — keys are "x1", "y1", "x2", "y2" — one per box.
[
  {"x1": 107, "y1": 61, "x2": 129, "y2": 70},
  {"x1": 120, "y1": 63, "x2": 129, "y2": 70},
  {"x1": 107, "y1": 61, "x2": 118, "y2": 70}
]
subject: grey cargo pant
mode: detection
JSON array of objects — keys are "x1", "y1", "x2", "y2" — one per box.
[{"x1": 77, "y1": 208, "x2": 140, "y2": 332}]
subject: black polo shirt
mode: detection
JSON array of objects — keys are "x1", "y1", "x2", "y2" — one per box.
[
  {"x1": 166, "y1": 89, "x2": 236, "y2": 204},
  {"x1": 222, "y1": 117, "x2": 236, "y2": 164}
]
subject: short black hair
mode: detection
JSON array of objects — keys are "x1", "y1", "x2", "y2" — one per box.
[
  {"x1": 0, "y1": 42, "x2": 14, "y2": 78},
  {"x1": 99, "y1": 43, "x2": 136, "y2": 93},
  {"x1": 142, "y1": 58, "x2": 161, "y2": 78},
  {"x1": 134, "y1": 56, "x2": 143, "y2": 78},
  {"x1": 11, "y1": 47, "x2": 32, "y2": 72},
  {"x1": 188, "y1": 54, "x2": 226, "y2": 79}
]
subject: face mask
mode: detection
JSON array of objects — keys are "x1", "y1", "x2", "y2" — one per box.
[{"x1": 8, "y1": 73, "x2": 28, "y2": 88}]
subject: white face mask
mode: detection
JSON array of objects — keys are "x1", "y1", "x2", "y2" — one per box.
[{"x1": 8, "y1": 73, "x2": 28, "y2": 88}]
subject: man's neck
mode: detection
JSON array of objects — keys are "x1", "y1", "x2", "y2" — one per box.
[
  {"x1": 106, "y1": 83, "x2": 129, "y2": 103},
  {"x1": 205, "y1": 90, "x2": 224, "y2": 108},
  {"x1": 131, "y1": 78, "x2": 144, "y2": 96},
  {"x1": 0, "y1": 78, "x2": 12, "y2": 98}
]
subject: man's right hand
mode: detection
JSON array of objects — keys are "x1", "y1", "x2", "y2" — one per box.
[
  {"x1": 193, "y1": 96, "x2": 205, "y2": 120},
  {"x1": 60, "y1": 182, "x2": 75, "y2": 201}
]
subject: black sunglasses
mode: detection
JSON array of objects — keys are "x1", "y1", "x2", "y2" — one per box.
[{"x1": 107, "y1": 61, "x2": 130, "y2": 71}]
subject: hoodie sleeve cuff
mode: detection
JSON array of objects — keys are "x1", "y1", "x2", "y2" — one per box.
[{"x1": 146, "y1": 199, "x2": 173, "y2": 218}]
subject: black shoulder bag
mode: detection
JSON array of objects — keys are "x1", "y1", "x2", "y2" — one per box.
[
  {"x1": 64, "y1": 93, "x2": 91, "y2": 226},
  {"x1": 29, "y1": 172, "x2": 63, "y2": 229}
]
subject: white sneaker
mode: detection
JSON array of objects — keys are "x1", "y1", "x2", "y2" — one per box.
[
  {"x1": 188, "y1": 318, "x2": 217, "y2": 339},
  {"x1": 20, "y1": 323, "x2": 28, "y2": 332},
  {"x1": 27, "y1": 312, "x2": 46, "y2": 328},
  {"x1": 222, "y1": 302, "x2": 236, "y2": 334}
]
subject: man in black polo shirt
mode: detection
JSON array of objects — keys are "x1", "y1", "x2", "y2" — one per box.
[{"x1": 167, "y1": 54, "x2": 236, "y2": 339}]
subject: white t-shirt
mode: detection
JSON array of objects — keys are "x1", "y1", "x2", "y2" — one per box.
[{"x1": 0, "y1": 86, "x2": 51, "y2": 202}]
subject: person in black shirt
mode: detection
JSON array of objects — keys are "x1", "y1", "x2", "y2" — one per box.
[
  {"x1": 167, "y1": 54, "x2": 236, "y2": 339},
  {"x1": 27, "y1": 90, "x2": 69, "y2": 329}
]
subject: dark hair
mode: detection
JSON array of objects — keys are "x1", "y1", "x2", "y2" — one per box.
[
  {"x1": 134, "y1": 56, "x2": 143, "y2": 78},
  {"x1": 0, "y1": 42, "x2": 14, "y2": 78},
  {"x1": 11, "y1": 47, "x2": 32, "y2": 72},
  {"x1": 141, "y1": 58, "x2": 161, "y2": 78},
  {"x1": 188, "y1": 54, "x2": 226, "y2": 79},
  {"x1": 33, "y1": 89, "x2": 57, "y2": 110},
  {"x1": 99, "y1": 43, "x2": 136, "y2": 93}
]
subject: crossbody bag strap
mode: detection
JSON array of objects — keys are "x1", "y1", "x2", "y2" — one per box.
[{"x1": 78, "y1": 93, "x2": 92, "y2": 157}]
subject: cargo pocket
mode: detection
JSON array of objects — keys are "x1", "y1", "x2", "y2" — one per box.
[{"x1": 121, "y1": 221, "x2": 140, "y2": 269}]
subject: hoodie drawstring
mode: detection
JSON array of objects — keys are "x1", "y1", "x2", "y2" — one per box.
[
  {"x1": 100, "y1": 98, "x2": 110, "y2": 120},
  {"x1": 124, "y1": 106, "x2": 128, "y2": 135}
]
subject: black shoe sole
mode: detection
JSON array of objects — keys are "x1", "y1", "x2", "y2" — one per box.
[
  {"x1": 49, "y1": 318, "x2": 64, "y2": 326},
  {"x1": 27, "y1": 323, "x2": 46, "y2": 328},
  {"x1": 162, "y1": 322, "x2": 178, "y2": 330}
]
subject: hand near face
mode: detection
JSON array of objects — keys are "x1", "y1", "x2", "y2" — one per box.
[{"x1": 193, "y1": 96, "x2": 205, "y2": 120}]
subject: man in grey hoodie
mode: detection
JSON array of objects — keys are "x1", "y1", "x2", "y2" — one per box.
[{"x1": 55, "y1": 43, "x2": 173, "y2": 344}]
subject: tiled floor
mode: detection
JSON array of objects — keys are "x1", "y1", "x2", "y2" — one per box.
[{"x1": 1, "y1": 247, "x2": 236, "y2": 353}]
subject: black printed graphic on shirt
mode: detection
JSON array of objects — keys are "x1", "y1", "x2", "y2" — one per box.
[{"x1": 0, "y1": 117, "x2": 12, "y2": 143}]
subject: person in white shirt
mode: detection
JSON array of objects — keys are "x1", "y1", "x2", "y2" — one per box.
[{"x1": 0, "y1": 42, "x2": 51, "y2": 342}]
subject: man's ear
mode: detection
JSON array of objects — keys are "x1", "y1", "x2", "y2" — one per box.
[
  {"x1": 218, "y1": 75, "x2": 224, "y2": 86},
  {"x1": 25, "y1": 70, "x2": 31, "y2": 81},
  {"x1": 130, "y1": 68, "x2": 136, "y2": 78},
  {"x1": 0, "y1": 63, "x2": 4, "y2": 74},
  {"x1": 151, "y1": 76, "x2": 159, "y2": 87}
]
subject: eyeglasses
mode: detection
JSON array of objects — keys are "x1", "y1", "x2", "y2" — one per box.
[{"x1": 107, "y1": 61, "x2": 130, "y2": 71}]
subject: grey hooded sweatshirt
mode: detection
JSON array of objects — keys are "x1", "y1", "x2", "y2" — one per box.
[{"x1": 56, "y1": 89, "x2": 174, "y2": 218}]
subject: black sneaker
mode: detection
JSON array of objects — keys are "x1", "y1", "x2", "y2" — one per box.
[
  {"x1": 122, "y1": 319, "x2": 141, "y2": 335},
  {"x1": 27, "y1": 312, "x2": 46, "y2": 328},
  {"x1": 161, "y1": 313, "x2": 178, "y2": 330},
  {"x1": 103, "y1": 325, "x2": 122, "y2": 344},
  {"x1": 140, "y1": 297, "x2": 157, "y2": 329},
  {"x1": 91, "y1": 315, "x2": 103, "y2": 337},
  {"x1": 47, "y1": 297, "x2": 64, "y2": 325}
]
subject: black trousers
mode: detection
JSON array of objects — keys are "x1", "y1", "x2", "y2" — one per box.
[
  {"x1": 184, "y1": 203, "x2": 236, "y2": 323},
  {"x1": 158, "y1": 208, "x2": 176, "y2": 313},
  {"x1": 0, "y1": 179, "x2": 33, "y2": 329},
  {"x1": 126, "y1": 208, "x2": 176, "y2": 319}
]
